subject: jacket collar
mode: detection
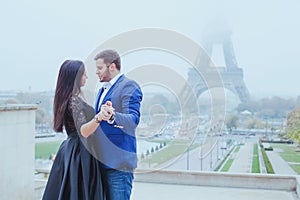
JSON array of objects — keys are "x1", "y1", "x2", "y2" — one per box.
[{"x1": 102, "y1": 74, "x2": 125, "y2": 102}]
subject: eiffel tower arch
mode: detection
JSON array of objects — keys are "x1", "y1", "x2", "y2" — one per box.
[{"x1": 187, "y1": 25, "x2": 250, "y2": 103}]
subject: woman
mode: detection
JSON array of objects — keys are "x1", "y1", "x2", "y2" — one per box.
[{"x1": 42, "y1": 60, "x2": 106, "y2": 200}]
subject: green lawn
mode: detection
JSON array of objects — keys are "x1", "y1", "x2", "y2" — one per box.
[
  {"x1": 220, "y1": 145, "x2": 239, "y2": 172},
  {"x1": 270, "y1": 143, "x2": 300, "y2": 174},
  {"x1": 35, "y1": 141, "x2": 63, "y2": 159},
  {"x1": 271, "y1": 144, "x2": 300, "y2": 163},
  {"x1": 214, "y1": 146, "x2": 235, "y2": 172},
  {"x1": 281, "y1": 154, "x2": 300, "y2": 163},
  {"x1": 252, "y1": 144, "x2": 260, "y2": 173},
  {"x1": 221, "y1": 158, "x2": 234, "y2": 172},
  {"x1": 141, "y1": 141, "x2": 200, "y2": 165},
  {"x1": 290, "y1": 164, "x2": 300, "y2": 174},
  {"x1": 234, "y1": 145, "x2": 241, "y2": 153},
  {"x1": 261, "y1": 146, "x2": 274, "y2": 174}
]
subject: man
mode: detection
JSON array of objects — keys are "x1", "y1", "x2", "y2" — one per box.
[{"x1": 93, "y1": 49, "x2": 143, "y2": 200}]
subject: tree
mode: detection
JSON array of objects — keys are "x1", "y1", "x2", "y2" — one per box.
[
  {"x1": 146, "y1": 150, "x2": 150, "y2": 156},
  {"x1": 15, "y1": 91, "x2": 54, "y2": 126},
  {"x1": 159, "y1": 143, "x2": 163, "y2": 149},
  {"x1": 4, "y1": 99, "x2": 20, "y2": 104},
  {"x1": 36, "y1": 108, "x2": 46, "y2": 124},
  {"x1": 245, "y1": 118, "x2": 263, "y2": 129},
  {"x1": 286, "y1": 107, "x2": 300, "y2": 143},
  {"x1": 237, "y1": 100, "x2": 260, "y2": 113},
  {"x1": 151, "y1": 147, "x2": 154, "y2": 153},
  {"x1": 259, "y1": 96, "x2": 295, "y2": 118},
  {"x1": 296, "y1": 96, "x2": 300, "y2": 108},
  {"x1": 226, "y1": 115, "x2": 239, "y2": 133},
  {"x1": 141, "y1": 93, "x2": 180, "y2": 118},
  {"x1": 237, "y1": 96, "x2": 297, "y2": 119}
]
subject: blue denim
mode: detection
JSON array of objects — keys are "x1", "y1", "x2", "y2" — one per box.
[{"x1": 103, "y1": 168, "x2": 134, "y2": 200}]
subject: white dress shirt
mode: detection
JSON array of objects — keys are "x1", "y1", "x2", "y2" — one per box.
[
  {"x1": 98, "y1": 73, "x2": 123, "y2": 107},
  {"x1": 97, "y1": 73, "x2": 122, "y2": 124}
]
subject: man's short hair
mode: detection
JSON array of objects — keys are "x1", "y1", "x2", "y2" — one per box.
[{"x1": 94, "y1": 49, "x2": 121, "y2": 70}]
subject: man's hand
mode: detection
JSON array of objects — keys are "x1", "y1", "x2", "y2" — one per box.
[{"x1": 99, "y1": 101, "x2": 115, "y2": 121}]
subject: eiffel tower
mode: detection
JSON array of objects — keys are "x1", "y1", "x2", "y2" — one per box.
[
  {"x1": 176, "y1": 25, "x2": 250, "y2": 138},
  {"x1": 185, "y1": 25, "x2": 250, "y2": 104}
]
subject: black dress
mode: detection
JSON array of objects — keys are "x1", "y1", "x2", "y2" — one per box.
[{"x1": 42, "y1": 96, "x2": 105, "y2": 200}]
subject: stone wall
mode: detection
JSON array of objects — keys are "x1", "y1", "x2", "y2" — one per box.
[{"x1": 0, "y1": 104, "x2": 37, "y2": 200}]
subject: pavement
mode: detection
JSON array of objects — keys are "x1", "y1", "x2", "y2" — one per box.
[
  {"x1": 229, "y1": 142, "x2": 253, "y2": 173},
  {"x1": 266, "y1": 147, "x2": 297, "y2": 175},
  {"x1": 139, "y1": 137, "x2": 298, "y2": 175},
  {"x1": 35, "y1": 139, "x2": 300, "y2": 200},
  {"x1": 131, "y1": 142, "x2": 300, "y2": 200},
  {"x1": 227, "y1": 140, "x2": 297, "y2": 175}
]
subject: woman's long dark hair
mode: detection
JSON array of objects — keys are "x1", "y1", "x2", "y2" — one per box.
[{"x1": 53, "y1": 60, "x2": 85, "y2": 132}]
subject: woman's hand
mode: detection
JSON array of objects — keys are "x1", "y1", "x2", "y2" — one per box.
[{"x1": 99, "y1": 101, "x2": 115, "y2": 121}]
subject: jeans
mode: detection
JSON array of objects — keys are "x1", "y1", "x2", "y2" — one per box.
[{"x1": 102, "y1": 168, "x2": 134, "y2": 200}]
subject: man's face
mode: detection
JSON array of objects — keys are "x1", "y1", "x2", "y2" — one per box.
[{"x1": 96, "y1": 58, "x2": 111, "y2": 82}]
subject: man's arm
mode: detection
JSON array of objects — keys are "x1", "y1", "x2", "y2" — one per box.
[{"x1": 114, "y1": 81, "x2": 143, "y2": 133}]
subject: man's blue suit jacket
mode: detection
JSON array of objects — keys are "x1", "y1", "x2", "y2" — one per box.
[{"x1": 91, "y1": 74, "x2": 142, "y2": 170}]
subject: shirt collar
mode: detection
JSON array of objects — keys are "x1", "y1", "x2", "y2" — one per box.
[
  {"x1": 103, "y1": 73, "x2": 123, "y2": 89},
  {"x1": 109, "y1": 73, "x2": 123, "y2": 87}
]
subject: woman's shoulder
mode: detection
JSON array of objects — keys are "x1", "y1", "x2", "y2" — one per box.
[
  {"x1": 70, "y1": 95, "x2": 83, "y2": 105},
  {"x1": 70, "y1": 95, "x2": 93, "y2": 111},
  {"x1": 71, "y1": 95, "x2": 83, "y2": 101}
]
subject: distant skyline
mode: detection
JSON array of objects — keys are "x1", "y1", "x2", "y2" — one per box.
[{"x1": 1, "y1": 0, "x2": 300, "y2": 98}]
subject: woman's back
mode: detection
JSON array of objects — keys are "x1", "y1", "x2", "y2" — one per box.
[{"x1": 42, "y1": 95, "x2": 105, "y2": 200}]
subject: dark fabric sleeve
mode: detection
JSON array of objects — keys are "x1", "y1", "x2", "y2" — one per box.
[{"x1": 69, "y1": 96, "x2": 89, "y2": 132}]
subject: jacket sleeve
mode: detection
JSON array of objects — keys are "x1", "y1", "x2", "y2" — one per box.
[{"x1": 114, "y1": 80, "x2": 143, "y2": 132}]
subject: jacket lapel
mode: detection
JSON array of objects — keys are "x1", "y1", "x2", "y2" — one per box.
[
  {"x1": 95, "y1": 87, "x2": 104, "y2": 113},
  {"x1": 102, "y1": 75, "x2": 124, "y2": 104}
]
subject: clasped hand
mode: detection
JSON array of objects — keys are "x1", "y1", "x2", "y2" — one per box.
[{"x1": 97, "y1": 101, "x2": 114, "y2": 121}]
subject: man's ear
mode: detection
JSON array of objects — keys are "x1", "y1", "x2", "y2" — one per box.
[{"x1": 110, "y1": 63, "x2": 117, "y2": 71}]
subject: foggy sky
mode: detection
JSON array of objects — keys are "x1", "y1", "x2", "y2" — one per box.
[{"x1": 1, "y1": 0, "x2": 300, "y2": 98}]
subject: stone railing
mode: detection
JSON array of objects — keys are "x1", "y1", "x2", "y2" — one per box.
[
  {"x1": 35, "y1": 168, "x2": 300, "y2": 199},
  {"x1": 0, "y1": 104, "x2": 37, "y2": 200},
  {"x1": 134, "y1": 169, "x2": 299, "y2": 192}
]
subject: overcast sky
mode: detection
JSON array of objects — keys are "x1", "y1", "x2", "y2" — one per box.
[{"x1": 1, "y1": 0, "x2": 300, "y2": 98}]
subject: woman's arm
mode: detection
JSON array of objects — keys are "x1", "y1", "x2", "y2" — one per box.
[
  {"x1": 80, "y1": 113, "x2": 103, "y2": 138},
  {"x1": 80, "y1": 101, "x2": 114, "y2": 138}
]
